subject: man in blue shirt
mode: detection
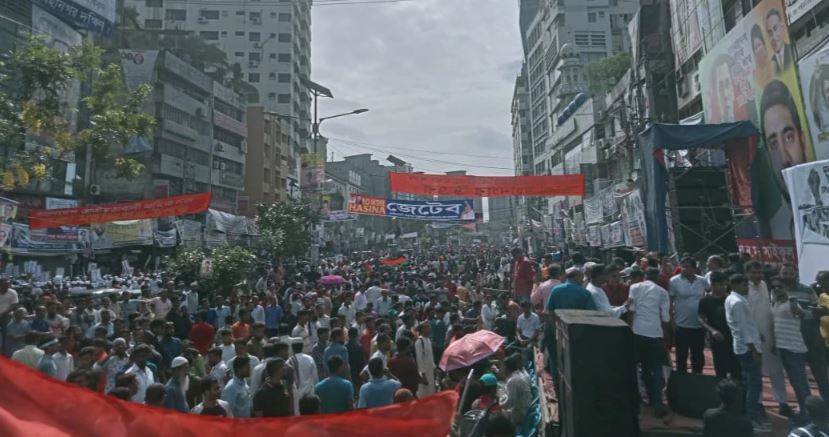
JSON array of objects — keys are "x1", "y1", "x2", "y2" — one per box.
[
  {"x1": 358, "y1": 356, "x2": 401, "y2": 408},
  {"x1": 264, "y1": 299, "x2": 283, "y2": 337},
  {"x1": 324, "y1": 328, "x2": 350, "y2": 380},
  {"x1": 544, "y1": 267, "x2": 596, "y2": 394},
  {"x1": 314, "y1": 355, "x2": 354, "y2": 413}
]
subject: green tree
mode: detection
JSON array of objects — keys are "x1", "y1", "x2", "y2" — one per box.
[
  {"x1": 584, "y1": 52, "x2": 632, "y2": 95},
  {"x1": 209, "y1": 245, "x2": 257, "y2": 293},
  {"x1": 256, "y1": 201, "x2": 319, "y2": 259},
  {"x1": 168, "y1": 247, "x2": 205, "y2": 285},
  {"x1": 0, "y1": 37, "x2": 154, "y2": 188}
]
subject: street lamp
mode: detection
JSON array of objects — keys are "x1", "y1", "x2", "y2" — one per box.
[{"x1": 313, "y1": 108, "x2": 369, "y2": 155}]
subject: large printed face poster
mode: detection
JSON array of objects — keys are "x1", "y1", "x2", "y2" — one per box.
[
  {"x1": 797, "y1": 41, "x2": 829, "y2": 161},
  {"x1": 782, "y1": 160, "x2": 829, "y2": 284},
  {"x1": 699, "y1": 0, "x2": 813, "y2": 256}
]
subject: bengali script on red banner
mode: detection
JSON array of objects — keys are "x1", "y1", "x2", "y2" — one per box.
[
  {"x1": 29, "y1": 192, "x2": 213, "y2": 229},
  {"x1": 389, "y1": 172, "x2": 585, "y2": 197}
]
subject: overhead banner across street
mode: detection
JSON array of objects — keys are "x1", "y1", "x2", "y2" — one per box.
[
  {"x1": 29, "y1": 192, "x2": 212, "y2": 229},
  {"x1": 348, "y1": 194, "x2": 475, "y2": 221},
  {"x1": 388, "y1": 172, "x2": 584, "y2": 197}
]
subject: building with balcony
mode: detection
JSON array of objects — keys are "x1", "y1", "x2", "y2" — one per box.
[
  {"x1": 125, "y1": 0, "x2": 311, "y2": 192},
  {"x1": 243, "y1": 106, "x2": 290, "y2": 217}
]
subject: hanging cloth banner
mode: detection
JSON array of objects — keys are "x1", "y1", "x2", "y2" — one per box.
[
  {"x1": 0, "y1": 356, "x2": 457, "y2": 437},
  {"x1": 381, "y1": 256, "x2": 408, "y2": 265},
  {"x1": 389, "y1": 172, "x2": 584, "y2": 197},
  {"x1": 386, "y1": 198, "x2": 475, "y2": 221},
  {"x1": 29, "y1": 192, "x2": 212, "y2": 229}
]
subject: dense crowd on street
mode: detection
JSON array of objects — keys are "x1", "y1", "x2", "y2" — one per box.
[{"x1": 3, "y1": 245, "x2": 829, "y2": 437}]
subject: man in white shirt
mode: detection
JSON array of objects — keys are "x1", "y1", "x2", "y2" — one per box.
[
  {"x1": 124, "y1": 344, "x2": 155, "y2": 403},
  {"x1": 725, "y1": 274, "x2": 768, "y2": 429},
  {"x1": 668, "y1": 257, "x2": 707, "y2": 374},
  {"x1": 516, "y1": 302, "x2": 541, "y2": 346},
  {"x1": 338, "y1": 294, "x2": 357, "y2": 327},
  {"x1": 376, "y1": 289, "x2": 393, "y2": 317},
  {"x1": 288, "y1": 340, "x2": 318, "y2": 414},
  {"x1": 150, "y1": 289, "x2": 173, "y2": 319},
  {"x1": 586, "y1": 264, "x2": 629, "y2": 317},
  {"x1": 291, "y1": 310, "x2": 314, "y2": 354},
  {"x1": 628, "y1": 268, "x2": 670, "y2": 417},
  {"x1": 481, "y1": 292, "x2": 497, "y2": 331},
  {"x1": 354, "y1": 287, "x2": 368, "y2": 312},
  {"x1": 366, "y1": 282, "x2": 382, "y2": 307}
]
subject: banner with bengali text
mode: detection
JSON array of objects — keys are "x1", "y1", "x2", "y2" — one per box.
[
  {"x1": 386, "y1": 199, "x2": 475, "y2": 221},
  {"x1": 389, "y1": 173, "x2": 584, "y2": 197},
  {"x1": 29, "y1": 192, "x2": 212, "y2": 229}
]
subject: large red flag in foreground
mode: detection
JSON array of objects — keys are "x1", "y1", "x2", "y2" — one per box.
[
  {"x1": 0, "y1": 357, "x2": 458, "y2": 437},
  {"x1": 29, "y1": 192, "x2": 212, "y2": 229},
  {"x1": 389, "y1": 172, "x2": 585, "y2": 197}
]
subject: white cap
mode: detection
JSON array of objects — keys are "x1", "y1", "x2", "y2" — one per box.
[{"x1": 171, "y1": 356, "x2": 189, "y2": 369}]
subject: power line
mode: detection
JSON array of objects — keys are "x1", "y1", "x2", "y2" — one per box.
[{"x1": 327, "y1": 136, "x2": 512, "y2": 160}]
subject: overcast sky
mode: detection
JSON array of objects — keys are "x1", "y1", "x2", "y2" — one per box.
[{"x1": 311, "y1": 0, "x2": 522, "y2": 176}]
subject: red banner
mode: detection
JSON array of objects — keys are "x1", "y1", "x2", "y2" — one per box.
[
  {"x1": 381, "y1": 256, "x2": 407, "y2": 265},
  {"x1": 29, "y1": 192, "x2": 212, "y2": 229},
  {"x1": 389, "y1": 172, "x2": 585, "y2": 197},
  {"x1": 0, "y1": 356, "x2": 458, "y2": 437}
]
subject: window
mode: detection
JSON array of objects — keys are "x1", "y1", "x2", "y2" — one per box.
[
  {"x1": 270, "y1": 12, "x2": 277, "y2": 18},
  {"x1": 235, "y1": 31, "x2": 244, "y2": 36},
  {"x1": 268, "y1": 92, "x2": 277, "y2": 100},
  {"x1": 144, "y1": 19, "x2": 162, "y2": 29},
  {"x1": 222, "y1": 10, "x2": 228, "y2": 16},
  {"x1": 269, "y1": 53, "x2": 277, "y2": 59},
  {"x1": 250, "y1": 12, "x2": 262, "y2": 21},
  {"x1": 165, "y1": 9, "x2": 185, "y2": 20},
  {"x1": 200, "y1": 31, "x2": 219, "y2": 40},
  {"x1": 235, "y1": 51, "x2": 244, "y2": 57},
  {"x1": 278, "y1": 73, "x2": 290, "y2": 83},
  {"x1": 221, "y1": 31, "x2": 227, "y2": 37},
  {"x1": 278, "y1": 53, "x2": 291, "y2": 62},
  {"x1": 279, "y1": 13, "x2": 292, "y2": 22},
  {"x1": 249, "y1": 52, "x2": 261, "y2": 62},
  {"x1": 248, "y1": 73, "x2": 260, "y2": 83},
  {"x1": 277, "y1": 33, "x2": 291, "y2": 43},
  {"x1": 236, "y1": 10, "x2": 245, "y2": 16},
  {"x1": 277, "y1": 94, "x2": 290, "y2": 103},
  {"x1": 201, "y1": 10, "x2": 219, "y2": 19},
  {"x1": 588, "y1": 12, "x2": 596, "y2": 22},
  {"x1": 270, "y1": 33, "x2": 276, "y2": 38},
  {"x1": 249, "y1": 32, "x2": 260, "y2": 42},
  {"x1": 598, "y1": 11, "x2": 605, "y2": 18},
  {"x1": 269, "y1": 72, "x2": 276, "y2": 80},
  {"x1": 146, "y1": 0, "x2": 163, "y2": 6}
]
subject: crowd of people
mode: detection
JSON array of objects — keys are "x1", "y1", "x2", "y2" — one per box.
[{"x1": 0, "y1": 247, "x2": 540, "y2": 437}]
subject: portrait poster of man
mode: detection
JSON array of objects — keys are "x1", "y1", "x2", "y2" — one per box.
[
  {"x1": 782, "y1": 160, "x2": 829, "y2": 284},
  {"x1": 699, "y1": 0, "x2": 815, "y2": 246},
  {"x1": 797, "y1": 41, "x2": 829, "y2": 160}
]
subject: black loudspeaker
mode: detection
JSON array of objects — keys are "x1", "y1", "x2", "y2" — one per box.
[
  {"x1": 555, "y1": 310, "x2": 638, "y2": 437},
  {"x1": 666, "y1": 371, "x2": 721, "y2": 418},
  {"x1": 669, "y1": 167, "x2": 737, "y2": 256}
]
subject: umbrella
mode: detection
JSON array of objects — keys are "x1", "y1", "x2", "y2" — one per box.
[
  {"x1": 320, "y1": 275, "x2": 345, "y2": 286},
  {"x1": 439, "y1": 329, "x2": 504, "y2": 372}
]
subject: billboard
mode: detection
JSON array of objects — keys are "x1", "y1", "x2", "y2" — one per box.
[
  {"x1": 782, "y1": 159, "x2": 829, "y2": 283},
  {"x1": 699, "y1": 0, "x2": 814, "y2": 244},
  {"x1": 797, "y1": 40, "x2": 829, "y2": 161},
  {"x1": 300, "y1": 153, "x2": 325, "y2": 190},
  {"x1": 386, "y1": 199, "x2": 475, "y2": 221},
  {"x1": 90, "y1": 220, "x2": 154, "y2": 249},
  {"x1": 120, "y1": 50, "x2": 159, "y2": 92},
  {"x1": 347, "y1": 195, "x2": 386, "y2": 216},
  {"x1": 34, "y1": 0, "x2": 116, "y2": 36},
  {"x1": 785, "y1": 0, "x2": 822, "y2": 24}
]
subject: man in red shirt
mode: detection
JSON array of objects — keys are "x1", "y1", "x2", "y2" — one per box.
[
  {"x1": 511, "y1": 248, "x2": 535, "y2": 304},
  {"x1": 388, "y1": 337, "x2": 420, "y2": 395},
  {"x1": 189, "y1": 310, "x2": 215, "y2": 355},
  {"x1": 231, "y1": 309, "x2": 252, "y2": 343},
  {"x1": 360, "y1": 317, "x2": 376, "y2": 362}
]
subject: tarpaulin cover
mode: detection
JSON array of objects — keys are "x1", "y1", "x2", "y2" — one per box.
[
  {"x1": 29, "y1": 193, "x2": 212, "y2": 229},
  {"x1": 0, "y1": 356, "x2": 458, "y2": 437},
  {"x1": 389, "y1": 173, "x2": 585, "y2": 197},
  {"x1": 638, "y1": 122, "x2": 758, "y2": 251}
]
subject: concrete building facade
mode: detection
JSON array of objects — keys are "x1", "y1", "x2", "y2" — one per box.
[{"x1": 242, "y1": 106, "x2": 290, "y2": 217}]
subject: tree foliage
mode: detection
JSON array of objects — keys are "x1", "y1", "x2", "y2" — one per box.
[
  {"x1": 210, "y1": 245, "x2": 257, "y2": 292},
  {"x1": 584, "y1": 52, "x2": 632, "y2": 95},
  {"x1": 256, "y1": 201, "x2": 319, "y2": 260},
  {"x1": 168, "y1": 247, "x2": 205, "y2": 285},
  {"x1": 0, "y1": 37, "x2": 155, "y2": 188}
]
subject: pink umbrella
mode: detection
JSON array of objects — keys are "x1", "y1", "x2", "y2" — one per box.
[
  {"x1": 439, "y1": 330, "x2": 505, "y2": 371},
  {"x1": 320, "y1": 275, "x2": 345, "y2": 286}
]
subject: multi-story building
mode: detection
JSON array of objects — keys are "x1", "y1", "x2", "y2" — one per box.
[
  {"x1": 243, "y1": 106, "x2": 290, "y2": 216},
  {"x1": 512, "y1": 65, "x2": 534, "y2": 177},
  {"x1": 94, "y1": 50, "x2": 246, "y2": 212},
  {"x1": 126, "y1": 0, "x2": 312, "y2": 191}
]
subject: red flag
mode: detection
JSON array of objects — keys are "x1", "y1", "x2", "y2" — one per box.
[
  {"x1": 380, "y1": 256, "x2": 407, "y2": 266},
  {"x1": 0, "y1": 356, "x2": 458, "y2": 437},
  {"x1": 389, "y1": 172, "x2": 584, "y2": 197}
]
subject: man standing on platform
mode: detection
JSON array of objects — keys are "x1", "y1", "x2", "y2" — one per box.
[
  {"x1": 669, "y1": 257, "x2": 707, "y2": 374},
  {"x1": 511, "y1": 248, "x2": 535, "y2": 305}
]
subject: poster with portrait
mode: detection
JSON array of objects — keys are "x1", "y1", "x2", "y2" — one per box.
[
  {"x1": 782, "y1": 159, "x2": 829, "y2": 284},
  {"x1": 797, "y1": 40, "x2": 829, "y2": 161},
  {"x1": 699, "y1": 0, "x2": 814, "y2": 246}
]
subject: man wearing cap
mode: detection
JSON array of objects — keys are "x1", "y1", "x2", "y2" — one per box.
[
  {"x1": 163, "y1": 356, "x2": 190, "y2": 413},
  {"x1": 471, "y1": 373, "x2": 502, "y2": 413},
  {"x1": 124, "y1": 344, "x2": 156, "y2": 403},
  {"x1": 37, "y1": 337, "x2": 60, "y2": 377},
  {"x1": 628, "y1": 267, "x2": 671, "y2": 418}
]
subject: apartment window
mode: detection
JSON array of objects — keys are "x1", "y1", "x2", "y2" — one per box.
[
  {"x1": 278, "y1": 53, "x2": 291, "y2": 62},
  {"x1": 201, "y1": 10, "x2": 219, "y2": 19},
  {"x1": 235, "y1": 51, "x2": 244, "y2": 57},
  {"x1": 278, "y1": 13, "x2": 292, "y2": 22},
  {"x1": 277, "y1": 33, "x2": 291, "y2": 43},
  {"x1": 599, "y1": 11, "x2": 605, "y2": 18},
  {"x1": 277, "y1": 94, "x2": 290, "y2": 103},
  {"x1": 144, "y1": 19, "x2": 162, "y2": 29},
  {"x1": 269, "y1": 72, "x2": 276, "y2": 80},
  {"x1": 235, "y1": 31, "x2": 244, "y2": 36},
  {"x1": 268, "y1": 92, "x2": 277, "y2": 100},
  {"x1": 588, "y1": 12, "x2": 596, "y2": 22},
  {"x1": 249, "y1": 32, "x2": 260, "y2": 42},
  {"x1": 146, "y1": 0, "x2": 162, "y2": 6},
  {"x1": 236, "y1": 10, "x2": 245, "y2": 16},
  {"x1": 249, "y1": 73, "x2": 260, "y2": 83},
  {"x1": 222, "y1": 10, "x2": 228, "y2": 17},
  {"x1": 165, "y1": 9, "x2": 185, "y2": 20},
  {"x1": 249, "y1": 52, "x2": 261, "y2": 62},
  {"x1": 278, "y1": 73, "x2": 290, "y2": 83},
  {"x1": 200, "y1": 31, "x2": 219, "y2": 40},
  {"x1": 269, "y1": 53, "x2": 277, "y2": 59},
  {"x1": 221, "y1": 31, "x2": 227, "y2": 37},
  {"x1": 250, "y1": 11, "x2": 262, "y2": 22},
  {"x1": 270, "y1": 33, "x2": 276, "y2": 38},
  {"x1": 270, "y1": 12, "x2": 277, "y2": 18}
]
